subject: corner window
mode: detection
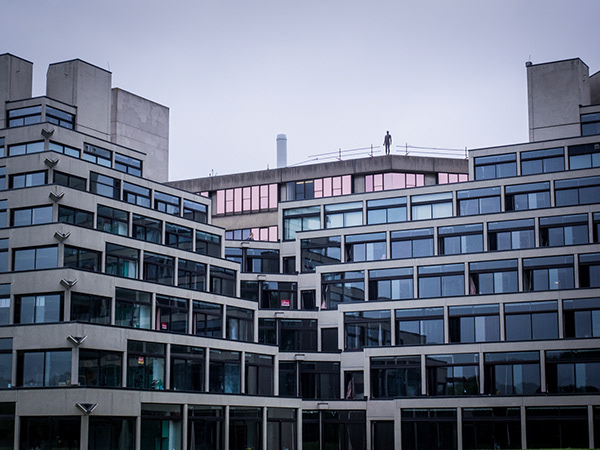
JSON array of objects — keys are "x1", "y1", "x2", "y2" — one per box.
[
  {"x1": 46, "y1": 106, "x2": 74, "y2": 129},
  {"x1": 301, "y1": 236, "x2": 341, "y2": 273},
  {"x1": 15, "y1": 293, "x2": 63, "y2": 323},
  {"x1": 83, "y1": 144, "x2": 112, "y2": 167},
  {"x1": 7, "y1": 106, "x2": 42, "y2": 127},
  {"x1": 568, "y1": 142, "x2": 600, "y2": 169},
  {"x1": 114, "y1": 153, "x2": 142, "y2": 176}
]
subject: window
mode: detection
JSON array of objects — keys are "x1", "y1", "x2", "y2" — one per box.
[
  {"x1": 521, "y1": 147, "x2": 564, "y2": 174},
  {"x1": 8, "y1": 141, "x2": 44, "y2": 156},
  {"x1": 196, "y1": 230, "x2": 221, "y2": 257},
  {"x1": 278, "y1": 319, "x2": 317, "y2": 351},
  {"x1": 301, "y1": 236, "x2": 341, "y2": 273},
  {"x1": 89, "y1": 417, "x2": 135, "y2": 450},
  {"x1": 143, "y1": 252, "x2": 174, "y2": 285},
  {"x1": 243, "y1": 248, "x2": 279, "y2": 273},
  {"x1": 54, "y1": 171, "x2": 86, "y2": 191},
  {"x1": 369, "y1": 267, "x2": 413, "y2": 300},
  {"x1": 79, "y1": 350, "x2": 121, "y2": 387},
  {"x1": 365, "y1": 172, "x2": 424, "y2": 191},
  {"x1": 123, "y1": 182, "x2": 150, "y2": 207},
  {"x1": 0, "y1": 167, "x2": 5, "y2": 190},
  {"x1": 579, "y1": 253, "x2": 600, "y2": 288},
  {"x1": 396, "y1": 307, "x2": 444, "y2": 345},
  {"x1": 484, "y1": 351, "x2": 540, "y2": 395},
  {"x1": 64, "y1": 246, "x2": 100, "y2": 271},
  {"x1": 526, "y1": 406, "x2": 589, "y2": 450},
  {"x1": 418, "y1": 263, "x2": 464, "y2": 298},
  {"x1": 540, "y1": 213, "x2": 588, "y2": 247},
  {"x1": 11, "y1": 205, "x2": 52, "y2": 227},
  {"x1": 505, "y1": 182, "x2": 550, "y2": 210},
  {"x1": 9, "y1": 170, "x2": 46, "y2": 189},
  {"x1": 58, "y1": 205, "x2": 93, "y2": 228},
  {"x1": 581, "y1": 113, "x2": 600, "y2": 136},
  {"x1": 505, "y1": 300, "x2": 558, "y2": 341},
  {"x1": 283, "y1": 206, "x2": 320, "y2": 240},
  {"x1": 132, "y1": 214, "x2": 162, "y2": 244},
  {"x1": 555, "y1": 175, "x2": 600, "y2": 206},
  {"x1": 154, "y1": 191, "x2": 180, "y2": 215},
  {"x1": 7, "y1": 106, "x2": 42, "y2": 127},
  {"x1": 344, "y1": 310, "x2": 391, "y2": 350},
  {"x1": 18, "y1": 350, "x2": 71, "y2": 386},
  {"x1": 15, "y1": 293, "x2": 62, "y2": 323},
  {"x1": 488, "y1": 218, "x2": 535, "y2": 251},
  {"x1": 546, "y1": 349, "x2": 600, "y2": 394},
  {"x1": 20, "y1": 417, "x2": 80, "y2": 450},
  {"x1": 225, "y1": 226, "x2": 278, "y2": 242},
  {"x1": 165, "y1": 223, "x2": 193, "y2": 250},
  {"x1": 0, "y1": 200, "x2": 6, "y2": 228},
  {"x1": 287, "y1": 176, "x2": 351, "y2": 200},
  {"x1": 258, "y1": 281, "x2": 297, "y2": 309},
  {"x1": 90, "y1": 172, "x2": 120, "y2": 199},
  {"x1": 188, "y1": 407, "x2": 224, "y2": 449},
  {"x1": 391, "y1": 227, "x2": 434, "y2": 259},
  {"x1": 97, "y1": 205, "x2": 128, "y2": 236},
  {"x1": 366, "y1": 196, "x2": 407, "y2": 224},
  {"x1": 156, "y1": 295, "x2": 188, "y2": 333},
  {"x1": 426, "y1": 353, "x2": 479, "y2": 396},
  {"x1": 83, "y1": 144, "x2": 112, "y2": 167},
  {"x1": 462, "y1": 408, "x2": 521, "y2": 450},
  {"x1": 48, "y1": 141, "x2": 80, "y2": 158},
  {"x1": 595, "y1": 212, "x2": 600, "y2": 242},
  {"x1": 106, "y1": 244, "x2": 138, "y2": 279},
  {"x1": 127, "y1": 341, "x2": 165, "y2": 390},
  {"x1": 370, "y1": 356, "x2": 421, "y2": 398},
  {"x1": 411, "y1": 192, "x2": 452, "y2": 220},
  {"x1": 229, "y1": 408, "x2": 262, "y2": 450},
  {"x1": 13, "y1": 246, "x2": 57, "y2": 271},
  {"x1": 210, "y1": 266, "x2": 236, "y2": 296},
  {"x1": 474, "y1": 153, "x2": 516, "y2": 180},
  {"x1": 345, "y1": 232, "x2": 386, "y2": 262},
  {"x1": 457, "y1": 187, "x2": 501, "y2": 216},
  {"x1": 469, "y1": 259, "x2": 518, "y2": 294},
  {"x1": 438, "y1": 224, "x2": 483, "y2": 255},
  {"x1": 288, "y1": 180, "x2": 314, "y2": 200},
  {"x1": 171, "y1": 345, "x2": 205, "y2": 392},
  {"x1": 0, "y1": 338, "x2": 12, "y2": 388},
  {"x1": 209, "y1": 349, "x2": 241, "y2": 393},
  {"x1": 523, "y1": 255, "x2": 574, "y2": 291},
  {"x1": 563, "y1": 297, "x2": 600, "y2": 338},
  {"x1": 438, "y1": 172, "x2": 469, "y2": 184},
  {"x1": 114, "y1": 153, "x2": 142, "y2": 176},
  {"x1": 217, "y1": 183, "x2": 277, "y2": 214},
  {"x1": 71, "y1": 293, "x2": 110, "y2": 324},
  {"x1": 321, "y1": 271, "x2": 364, "y2": 309},
  {"x1": 0, "y1": 284, "x2": 10, "y2": 325},
  {"x1": 183, "y1": 199, "x2": 207, "y2": 223},
  {"x1": 226, "y1": 306, "x2": 253, "y2": 342},
  {"x1": 372, "y1": 421, "x2": 395, "y2": 449},
  {"x1": 267, "y1": 409, "x2": 296, "y2": 450},
  {"x1": 177, "y1": 258, "x2": 206, "y2": 291},
  {"x1": 0, "y1": 239, "x2": 7, "y2": 273},
  {"x1": 193, "y1": 300, "x2": 222, "y2": 337},
  {"x1": 322, "y1": 327, "x2": 338, "y2": 352},
  {"x1": 0, "y1": 137, "x2": 3, "y2": 158},
  {"x1": 245, "y1": 353, "x2": 273, "y2": 395},
  {"x1": 299, "y1": 361, "x2": 340, "y2": 399},
  {"x1": 114, "y1": 288, "x2": 151, "y2": 329},
  {"x1": 324, "y1": 201, "x2": 362, "y2": 228},
  {"x1": 569, "y1": 142, "x2": 600, "y2": 169},
  {"x1": 46, "y1": 106, "x2": 74, "y2": 129},
  {"x1": 449, "y1": 304, "x2": 500, "y2": 343}
]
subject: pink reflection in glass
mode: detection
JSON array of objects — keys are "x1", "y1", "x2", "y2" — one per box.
[
  {"x1": 260, "y1": 185, "x2": 268, "y2": 210},
  {"x1": 365, "y1": 175, "x2": 373, "y2": 192},
  {"x1": 269, "y1": 226, "x2": 278, "y2": 242},
  {"x1": 438, "y1": 173, "x2": 448, "y2": 184},
  {"x1": 323, "y1": 178, "x2": 332, "y2": 197},
  {"x1": 243, "y1": 187, "x2": 251, "y2": 211},
  {"x1": 216, "y1": 190, "x2": 225, "y2": 214},
  {"x1": 251, "y1": 186, "x2": 259, "y2": 211},
  {"x1": 416, "y1": 174, "x2": 424, "y2": 186},
  {"x1": 459, "y1": 174, "x2": 468, "y2": 182},
  {"x1": 225, "y1": 189, "x2": 234, "y2": 213},
  {"x1": 406, "y1": 173, "x2": 416, "y2": 188},
  {"x1": 234, "y1": 188, "x2": 242, "y2": 213},
  {"x1": 449, "y1": 173, "x2": 458, "y2": 183},
  {"x1": 374, "y1": 174, "x2": 383, "y2": 191},
  {"x1": 314, "y1": 179, "x2": 323, "y2": 198},
  {"x1": 269, "y1": 184, "x2": 278, "y2": 209},
  {"x1": 260, "y1": 228, "x2": 268, "y2": 241},
  {"x1": 332, "y1": 176, "x2": 342, "y2": 196},
  {"x1": 342, "y1": 175, "x2": 352, "y2": 194}
]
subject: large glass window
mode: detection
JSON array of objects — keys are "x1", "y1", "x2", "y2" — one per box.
[
  {"x1": 58, "y1": 205, "x2": 94, "y2": 229},
  {"x1": 418, "y1": 263, "x2": 464, "y2": 298},
  {"x1": 143, "y1": 252, "x2": 174, "y2": 285},
  {"x1": 458, "y1": 187, "x2": 501, "y2": 216},
  {"x1": 229, "y1": 407, "x2": 262, "y2": 450},
  {"x1": 156, "y1": 295, "x2": 188, "y2": 333},
  {"x1": 46, "y1": 106, "x2": 74, "y2": 129},
  {"x1": 462, "y1": 408, "x2": 521, "y2": 450},
  {"x1": 114, "y1": 288, "x2": 151, "y2": 329},
  {"x1": 89, "y1": 417, "x2": 135, "y2": 450},
  {"x1": 279, "y1": 319, "x2": 317, "y2": 351},
  {"x1": 11, "y1": 205, "x2": 52, "y2": 227},
  {"x1": 245, "y1": 353, "x2": 273, "y2": 395},
  {"x1": 426, "y1": 353, "x2": 479, "y2": 396},
  {"x1": 49, "y1": 141, "x2": 80, "y2": 158},
  {"x1": 188, "y1": 407, "x2": 224, "y2": 450},
  {"x1": 488, "y1": 218, "x2": 535, "y2": 251},
  {"x1": 411, "y1": 192, "x2": 452, "y2": 220},
  {"x1": 177, "y1": 258, "x2": 206, "y2": 291},
  {"x1": 267, "y1": 409, "x2": 296, "y2": 450},
  {"x1": 438, "y1": 223, "x2": 483, "y2": 255},
  {"x1": 243, "y1": 248, "x2": 279, "y2": 273},
  {"x1": 79, "y1": 350, "x2": 121, "y2": 387},
  {"x1": 396, "y1": 307, "x2": 444, "y2": 345},
  {"x1": 226, "y1": 306, "x2": 253, "y2": 342},
  {"x1": 469, "y1": 259, "x2": 518, "y2": 294},
  {"x1": 83, "y1": 144, "x2": 112, "y2": 167},
  {"x1": 283, "y1": 206, "x2": 320, "y2": 240},
  {"x1": 127, "y1": 341, "x2": 165, "y2": 390},
  {"x1": 546, "y1": 349, "x2": 600, "y2": 394},
  {"x1": 555, "y1": 175, "x2": 600, "y2": 206},
  {"x1": 321, "y1": 271, "x2": 364, "y2": 309},
  {"x1": 505, "y1": 182, "x2": 550, "y2": 211},
  {"x1": 449, "y1": 304, "x2": 500, "y2": 343},
  {"x1": 391, "y1": 227, "x2": 434, "y2": 259},
  {"x1": 365, "y1": 172, "x2": 424, "y2": 191},
  {"x1": 484, "y1": 351, "x2": 540, "y2": 395},
  {"x1": 18, "y1": 350, "x2": 71, "y2": 387},
  {"x1": 105, "y1": 244, "x2": 138, "y2": 279},
  {"x1": 196, "y1": 230, "x2": 221, "y2": 257},
  {"x1": 521, "y1": 147, "x2": 564, "y2": 175},
  {"x1": 165, "y1": 223, "x2": 193, "y2": 250},
  {"x1": 70, "y1": 292, "x2": 110, "y2": 324},
  {"x1": 209, "y1": 349, "x2": 240, "y2": 393},
  {"x1": 563, "y1": 297, "x2": 600, "y2": 338},
  {"x1": 402, "y1": 409, "x2": 457, "y2": 450},
  {"x1": 505, "y1": 301, "x2": 558, "y2": 341},
  {"x1": 132, "y1": 214, "x2": 162, "y2": 244},
  {"x1": 370, "y1": 356, "x2": 421, "y2": 398},
  {"x1": 210, "y1": 266, "x2": 236, "y2": 296},
  {"x1": 523, "y1": 255, "x2": 574, "y2": 291},
  {"x1": 90, "y1": 172, "x2": 120, "y2": 199},
  {"x1": 581, "y1": 113, "x2": 600, "y2": 136},
  {"x1": 20, "y1": 417, "x2": 80, "y2": 450},
  {"x1": 171, "y1": 345, "x2": 205, "y2": 392},
  {"x1": 13, "y1": 246, "x2": 57, "y2": 271},
  {"x1": 123, "y1": 182, "x2": 150, "y2": 207},
  {"x1": 257, "y1": 281, "x2": 297, "y2": 309},
  {"x1": 345, "y1": 232, "x2": 386, "y2": 262},
  {"x1": 9, "y1": 170, "x2": 47, "y2": 189},
  {"x1": 97, "y1": 205, "x2": 128, "y2": 236},
  {"x1": 345, "y1": 310, "x2": 391, "y2": 350},
  {"x1": 114, "y1": 153, "x2": 142, "y2": 176},
  {"x1": 15, "y1": 293, "x2": 62, "y2": 324},
  {"x1": 193, "y1": 300, "x2": 222, "y2": 337},
  {"x1": 474, "y1": 153, "x2": 516, "y2": 180},
  {"x1": 54, "y1": 170, "x2": 86, "y2": 191},
  {"x1": 217, "y1": 183, "x2": 277, "y2": 214},
  {"x1": 7, "y1": 106, "x2": 42, "y2": 127},
  {"x1": 369, "y1": 267, "x2": 414, "y2": 301},
  {"x1": 324, "y1": 201, "x2": 362, "y2": 228},
  {"x1": 154, "y1": 191, "x2": 180, "y2": 215},
  {"x1": 526, "y1": 406, "x2": 589, "y2": 450},
  {"x1": 540, "y1": 213, "x2": 588, "y2": 247},
  {"x1": 367, "y1": 196, "x2": 407, "y2": 224},
  {"x1": 301, "y1": 236, "x2": 341, "y2": 273},
  {"x1": 183, "y1": 198, "x2": 208, "y2": 223},
  {"x1": 299, "y1": 361, "x2": 340, "y2": 399},
  {"x1": 569, "y1": 142, "x2": 600, "y2": 168}
]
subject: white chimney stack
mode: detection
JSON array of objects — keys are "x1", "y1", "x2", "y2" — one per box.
[{"x1": 277, "y1": 134, "x2": 287, "y2": 168}]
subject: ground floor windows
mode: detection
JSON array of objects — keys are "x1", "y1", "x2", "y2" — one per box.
[
  {"x1": 402, "y1": 408, "x2": 457, "y2": 450},
  {"x1": 462, "y1": 407, "x2": 521, "y2": 450},
  {"x1": 88, "y1": 417, "x2": 135, "y2": 450},
  {"x1": 303, "y1": 410, "x2": 366, "y2": 450},
  {"x1": 20, "y1": 416, "x2": 80, "y2": 450},
  {"x1": 370, "y1": 355, "x2": 421, "y2": 398},
  {"x1": 526, "y1": 406, "x2": 589, "y2": 449}
]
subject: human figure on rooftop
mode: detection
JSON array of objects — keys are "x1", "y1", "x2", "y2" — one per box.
[{"x1": 383, "y1": 131, "x2": 392, "y2": 155}]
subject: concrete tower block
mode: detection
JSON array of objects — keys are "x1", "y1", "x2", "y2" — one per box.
[
  {"x1": 0, "y1": 54, "x2": 33, "y2": 128},
  {"x1": 111, "y1": 88, "x2": 169, "y2": 183},
  {"x1": 46, "y1": 59, "x2": 112, "y2": 139},
  {"x1": 527, "y1": 58, "x2": 591, "y2": 142}
]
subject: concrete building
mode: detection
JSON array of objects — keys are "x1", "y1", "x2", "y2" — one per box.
[{"x1": 0, "y1": 53, "x2": 599, "y2": 449}]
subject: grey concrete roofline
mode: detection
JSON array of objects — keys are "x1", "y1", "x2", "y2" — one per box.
[
  {"x1": 526, "y1": 57, "x2": 589, "y2": 69},
  {"x1": 0, "y1": 53, "x2": 33, "y2": 64},
  {"x1": 112, "y1": 87, "x2": 170, "y2": 110},
  {"x1": 48, "y1": 58, "x2": 112, "y2": 74}
]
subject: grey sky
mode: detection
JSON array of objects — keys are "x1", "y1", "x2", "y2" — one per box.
[{"x1": 2, "y1": 0, "x2": 599, "y2": 181}]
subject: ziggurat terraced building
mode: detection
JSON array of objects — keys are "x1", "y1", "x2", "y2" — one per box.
[{"x1": 0, "y1": 53, "x2": 599, "y2": 449}]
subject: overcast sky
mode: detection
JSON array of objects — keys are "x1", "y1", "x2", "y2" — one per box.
[{"x1": 2, "y1": 1, "x2": 599, "y2": 181}]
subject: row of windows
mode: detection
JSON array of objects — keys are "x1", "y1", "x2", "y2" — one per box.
[
  {"x1": 474, "y1": 142, "x2": 599, "y2": 180},
  {"x1": 224, "y1": 226, "x2": 278, "y2": 242},
  {"x1": 3, "y1": 405, "x2": 599, "y2": 450},
  {"x1": 319, "y1": 253, "x2": 599, "y2": 308},
  {"x1": 6, "y1": 105, "x2": 74, "y2": 130},
  {"x1": 215, "y1": 183, "x2": 278, "y2": 215},
  {"x1": 286, "y1": 175, "x2": 352, "y2": 200}
]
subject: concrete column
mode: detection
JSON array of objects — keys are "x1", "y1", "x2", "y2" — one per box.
[
  {"x1": 224, "y1": 405, "x2": 230, "y2": 450},
  {"x1": 262, "y1": 407, "x2": 267, "y2": 450},
  {"x1": 520, "y1": 406, "x2": 527, "y2": 449},
  {"x1": 182, "y1": 404, "x2": 188, "y2": 450},
  {"x1": 80, "y1": 415, "x2": 89, "y2": 450},
  {"x1": 456, "y1": 406, "x2": 463, "y2": 450}
]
